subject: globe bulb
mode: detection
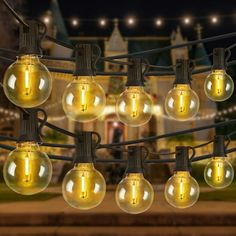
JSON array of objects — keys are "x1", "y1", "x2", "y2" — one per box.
[
  {"x1": 204, "y1": 157, "x2": 234, "y2": 189},
  {"x1": 164, "y1": 171, "x2": 199, "y2": 208},
  {"x1": 62, "y1": 76, "x2": 106, "y2": 122},
  {"x1": 115, "y1": 173, "x2": 154, "y2": 214},
  {"x1": 3, "y1": 142, "x2": 52, "y2": 195},
  {"x1": 116, "y1": 86, "x2": 153, "y2": 127},
  {"x1": 165, "y1": 84, "x2": 199, "y2": 121},
  {"x1": 204, "y1": 70, "x2": 234, "y2": 102},
  {"x1": 3, "y1": 55, "x2": 52, "y2": 108},
  {"x1": 62, "y1": 163, "x2": 106, "y2": 210}
]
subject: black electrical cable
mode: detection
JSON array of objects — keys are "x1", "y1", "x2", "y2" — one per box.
[
  {"x1": 38, "y1": 119, "x2": 77, "y2": 138},
  {"x1": 98, "y1": 119, "x2": 236, "y2": 148},
  {"x1": 41, "y1": 142, "x2": 75, "y2": 149},
  {"x1": 1, "y1": 0, "x2": 29, "y2": 28},
  {"x1": 45, "y1": 35, "x2": 75, "y2": 50},
  {"x1": 105, "y1": 32, "x2": 236, "y2": 60}
]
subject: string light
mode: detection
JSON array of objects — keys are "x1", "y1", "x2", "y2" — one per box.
[
  {"x1": 155, "y1": 18, "x2": 163, "y2": 26},
  {"x1": 2, "y1": 0, "x2": 236, "y2": 214},
  {"x1": 71, "y1": 18, "x2": 79, "y2": 27},
  {"x1": 127, "y1": 17, "x2": 136, "y2": 26},
  {"x1": 43, "y1": 16, "x2": 50, "y2": 24},
  {"x1": 211, "y1": 16, "x2": 219, "y2": 24},
  {"x1": 183, "y1": 17, "x2": 191, "y2": 25},
  {"x1": 99, "y1": 18, "x2": 107, "y2": 27}
]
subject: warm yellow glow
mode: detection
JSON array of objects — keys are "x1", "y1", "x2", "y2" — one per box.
[
  {"x1": 3, "y1": 55, "x2": 52, "y2": 108},
  {"x1": 204, "y1": 157, "x2": 234, "y2": 189},
  {"x1": 80, "y1": 173, "x2": 88, "y2": 199},
  {"x1": 62, "y1": 76, "x2": 106, "y2": 122},
  {"x1": 204, "y1": 70, "x2": 234, "y2": 102},
  {"x1": 131, "y1": 180, "x2": 138, "y2": 205},
  {"x1": 3, "y1": 142, "x2": 52, "y2": 195},
  {"x1": 165, "y1": 84, "x2": 199, "y2": 121},
  {"x1": 24, "y1": 153, "x2": 31, "y2": 183},
  {"x1": 131, "y1": 93, "x2": 139, "y2": 118},
  {"x1": 24, "y1": 66, "x2": 31, "y2": 96},
  {"x1": 115, "y1": 173, "x2": 154, "y2": 214},
  {"x1": 62, "y1": 163, "x2": 106, "y2": 210},
  {"x1": 80, "y1": 84, "x2": 88, "y2": 112},
  {"x1": 164, "y1": 171, "x2": 199, "y2": 208},
  {"x1": 116, "y1": 86, "x2": 153, "y2": 127}
]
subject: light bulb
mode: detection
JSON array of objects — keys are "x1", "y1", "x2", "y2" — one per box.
[
  {"x1": 115, "y1": 173, "x2": 154, "y2": 214},
  {"x1": 164, "y1": 171, "x2": 199, "y2": 208},
  {"x1": 62, "y1": 163, "x2": 106, "y2": 210},
  {"x1": 204, "y1": 157, "x2": 234, "y2": 189},
  {"x1": 3, "y1": 142, "x2": 52, "y2": 195},
  {"x1": 204, "y1": 70, "x2": 234, "y2": 101},
  {"x1": 3, "y1": 55, "x2": 52, "y2": 108},
  {"x1": 116, "y1": 86, "x2": 153, "y2": 127},
  {"x1": 62, "y1": 76, "x2": 106, "y2": 122},
  {"x1": 165, "y1": 84, "x2": 199, "y2": 121}
]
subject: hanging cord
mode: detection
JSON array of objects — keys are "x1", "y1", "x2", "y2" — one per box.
[
  {"x1": 191, "y1": 52, "x2": 213, "y2": 63},
  {"x1": 1, "y1": 0, "x2": 29, "y2": 28},
  {"x1": 45, "y1": 35, "x2": 75, "y2": 50},
  {"x1": 225, "y1": 48, "x2": 232, "y2": 67}
]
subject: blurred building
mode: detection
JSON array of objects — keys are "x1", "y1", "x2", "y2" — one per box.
[
  {"x1": 0, "y1": 0, "x2": 217, "y2": 159},
  {"x1": 36, "y1": 0, "x2": 216, "y2": 153}
]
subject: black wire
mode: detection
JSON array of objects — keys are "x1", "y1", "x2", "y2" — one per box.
[
  {"x1": 192, "y1": 140, "x2": 214, "y2": 149},
  {"x1": 105, "y1": 32, "x2": 236, "y2": 60},
  {"x1": 38, "y1": 119, "x2": 77, "y2": 138},
  {"x1": 98, "y1": 119, "x2": 236, "y2": 148},
  {"x1": 41, "y1": 142, "x2": 75, "y2": 149},
  {"x1": 1, "y1": 0, "x2": 29, "y2": 28},
  {"x1": 45, "y1": 35, "x2": 75, "y2": 50}
]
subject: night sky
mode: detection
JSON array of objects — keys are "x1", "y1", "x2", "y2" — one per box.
[{"x1": 25, "y1": 0, "x2": 236, "y2": 36}]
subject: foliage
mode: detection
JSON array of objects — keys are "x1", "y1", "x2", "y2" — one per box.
[{"x1": 43, "y1": 129, "x2": 68, "y2": 143}]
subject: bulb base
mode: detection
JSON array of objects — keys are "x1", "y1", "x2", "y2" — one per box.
[
  {"x1": 173, "y1": 59, "x2": 191, "y2": 85},
  {"x1": 175, "y1": 146, "x2": 191, "y2": 172},
  {"x1": 74, "y1": 44, "x2": 99, "y2": 76},
  {"x1": 126, "y1": 58, "x2": 145, "y2": 87},
  {"x1": 213, "y1": 135, "x2": 227, "y2": 157},
  {"x1": 125, "y1": 146, "x2": 144, "y2": 173},
  {"x1": 212, "y1": 48, "x2": 226, "y2": 70},
  {"x1": 74, "y1": 132, "x2": 100, "y2": 163},
  {"x1": 18, "y1": 108, "x2": 42, "y2": 144},
  {"x1": 19, "y1": 20, "x2": 44, "y2": 55}
]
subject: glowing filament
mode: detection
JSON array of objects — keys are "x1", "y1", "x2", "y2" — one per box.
[
  {"x1": 24, "y1": 66, "x2": 31, "y2": 96},
  {"x1": 24, "y1": 153, "x2": 31, "y2": 183},
  {"x1": 179, "y1": 92, "x2": 185, "y2": 113},
  {"x1": 216, "y1": 162, "x2": 223, "y2": 183},
  {"x1": 216, "y1": 76, "x2": 223, "y2": 95},
  {"x1": 80, "y1": 85, "x2": 88, "y2": 112},
  {"x1": 81, "y1": 173, "x2": 87, "y2": 199},
  {"x1": 179, "y1": 179, "x2": 184, "y2": 200},
  {"x1": 131, "y1": 94, "x2": 138, "y2": 118},
  {"x1": 131, "y1": 181, "x2": 138, "y2": 205}
]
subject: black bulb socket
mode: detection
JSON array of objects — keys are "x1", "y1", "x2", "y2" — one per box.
[
  {"x1": 175, "y1": 146, "x2": 191, "y2": 172},
  {"x1": 173, "y1": 59, "x2": 191, "y2": 85},
  {"x1": 125, "y1": 146, "x2": 144, "y2": 174}
]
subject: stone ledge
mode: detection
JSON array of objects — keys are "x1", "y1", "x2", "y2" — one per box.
[{"x1": 0, "y1": 213, "x2": 236, "y2": 227}]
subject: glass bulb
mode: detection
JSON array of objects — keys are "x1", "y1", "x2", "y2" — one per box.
[
  {"x1": 3, "y1": 142, "x2": 52, "y2": 195},
  {"x1": 204, "y1": 70, "x2": 234, "y2": 102},
  {"x1": 115, "y1": 173, "x2": 154, "y2": 214},
  {"x1": 164, "y1": 171, "x2": 199, "y2": 208},
  {"x1": 116, "y1": 86, "x2": 153, "y2": 127},
  {"x1": 204, "y1": 157, "x2": 234, "y2": 189},
  {"x1": 62, "y1": 76, "x2": 106, "y2": 122},
  {"x1": 3, "y1": 55, "x2": 52, "y2": 108},
  {"x1": 165, "y1": 84, "x2": 199, "y2": 121},
  {"x1": 62, "y1": 163, "x2": 106, "y2": 210}
]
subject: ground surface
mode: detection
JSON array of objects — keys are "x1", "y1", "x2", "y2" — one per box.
[{"x1": 0, "y1": 184, "x2": 235, "y2": 235}]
